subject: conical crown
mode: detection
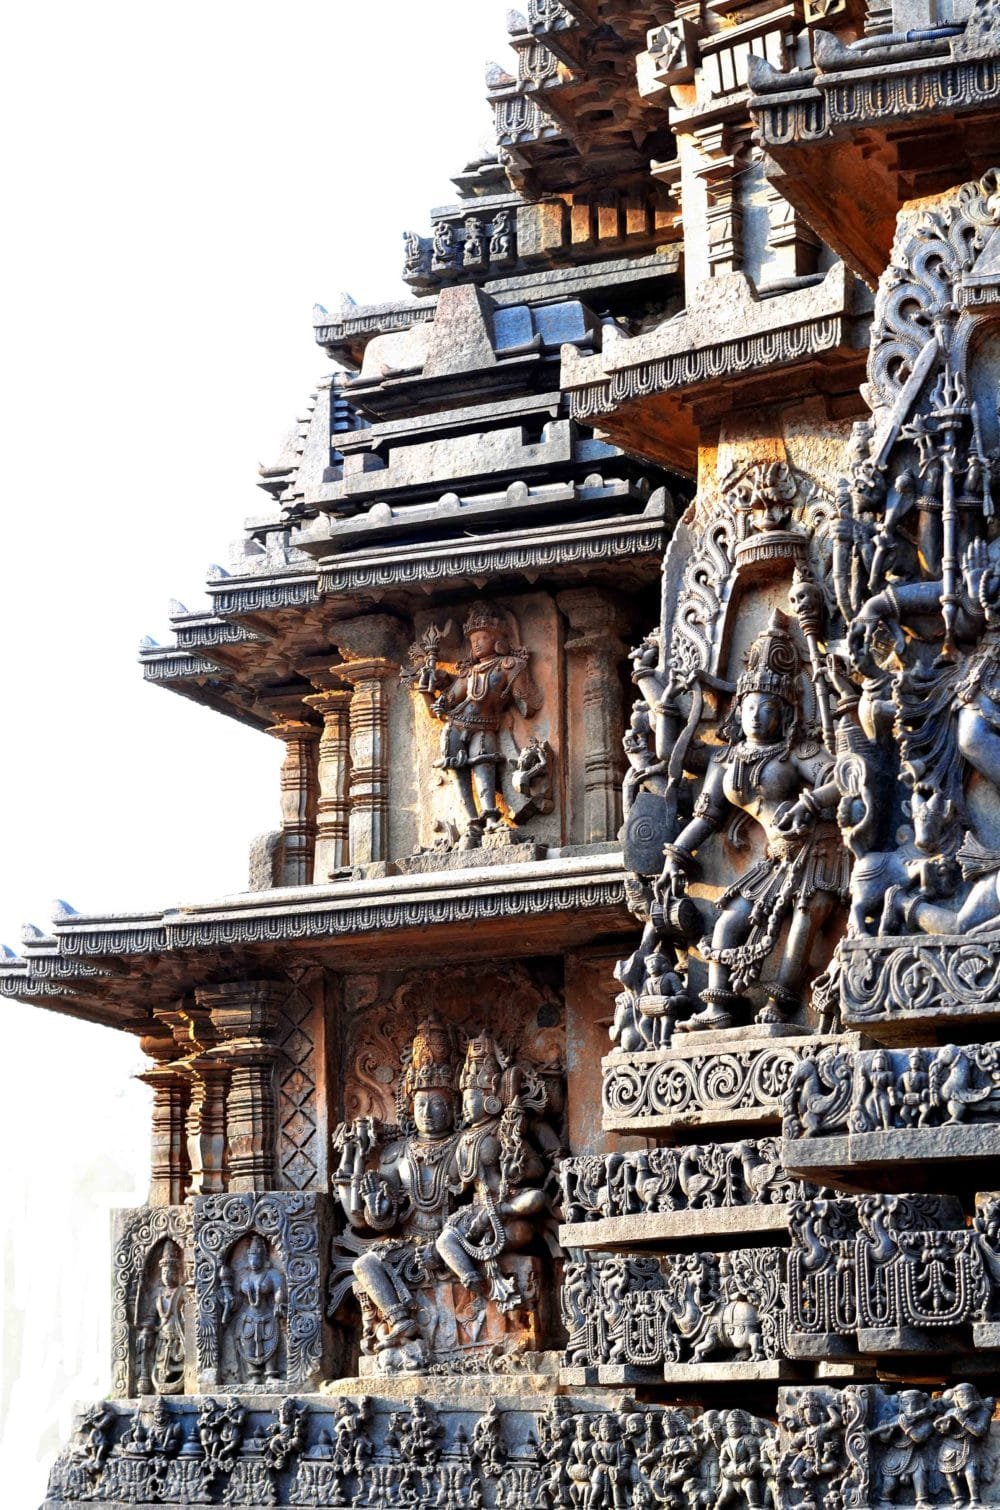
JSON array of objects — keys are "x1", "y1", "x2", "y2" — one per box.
[
  {"x1": 736, "y1": 609, "x2": 799, "y2": 705},
  {"x1": 402, "y1": 1015, "x2": 456, "y2": 1095}
]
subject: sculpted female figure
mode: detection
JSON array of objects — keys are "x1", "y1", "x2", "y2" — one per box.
[
  {"x1": 437, "y1": 1033, "x2": 548, "y2": 1311},
  {"x1": 658, "y1": 611, "x2": 848, "y2": 1031},
  {"x1": 219, "y1": 1234, "x2": 286, "y2": 1387}
]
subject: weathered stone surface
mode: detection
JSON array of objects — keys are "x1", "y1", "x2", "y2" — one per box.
[{"x1": 15, "y1": 2, "x2": 1000, "y2": 1505}]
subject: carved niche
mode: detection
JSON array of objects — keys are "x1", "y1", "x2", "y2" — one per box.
[
  {"x1": 616, "y1": 454, "x2": 847, "y2": 1047},
  {"x1": 192, "y1": 1192, "x2": 328, "y2": 1392},
  {"x1": 401, "y1": 596, "x2": 552, "y2": 853},
  {"x1": 111, "y1": 1205, "x2": 192, "y2": 1398}
]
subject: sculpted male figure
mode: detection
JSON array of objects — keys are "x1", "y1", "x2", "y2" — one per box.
[
  {"x1": 659, "y1": 611, "x2": 848, "y2": 1031},
  {"x1": 136, "y1": 1248, "x2": 185, "y2": 1396},
  {"x1": 410, "y1": 602, "x2": 531, "y2": 844}
]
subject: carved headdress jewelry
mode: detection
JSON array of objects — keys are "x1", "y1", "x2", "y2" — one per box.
[
  {"x1": 459, "y1": 1033, "x2": 510, "y2": 1114},
  {"x1": 736, "y1": 609, "x2": 799, "y2": 707},
  {"x1": 402, "y1": 1015, "x2": 457, "y2": 1098},
  {"x1": 462, "y1": 602, "x2": 508, "y2": 639}
]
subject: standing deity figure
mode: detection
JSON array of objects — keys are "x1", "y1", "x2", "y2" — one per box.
[
  {"x1": 333, "y1": 1016, "x2": 551, "y2": 1366},
  {"x1": 219, "y1": 1235, "x2": 286, "y2": 1387},
  {"x1": 409, "y1": 603, "x2": 531, "y2": 846},
  {"x1": 136, "y1": 1247, "x2": 186, "y2": 1396},
  {"x1": 659, "y1": 611, "x2": 849, "y2": 1031}
]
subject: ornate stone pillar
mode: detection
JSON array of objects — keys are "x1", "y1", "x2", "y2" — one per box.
[
  {"x1": 332, "y1": 614, "x2": 408, "y2": 867},
  {"x1": 302, "y1": 687, "x2": 352, "y2": 880},
  {"x1": 198, "y1": 981, "x2": 282, "y2": 1193},
  {"x1": 558, "y1": 588, "x2": 629, "y2": 844},
  {"x1": 136, "y1": 1028, "x2": 190, "y2": 1206},
  {"x1": 337, "y1": 661, "x2": 396, "y2": 865},
  {"x1": 155, "y1": 1000, "x2": 229, "y2": 1198},
  {"x1": 264, "y1": 716, "x2": 320, "y2": 886},
  {"x1": 184, "y1": 1060, "x2": 229, "y2": 1197}
]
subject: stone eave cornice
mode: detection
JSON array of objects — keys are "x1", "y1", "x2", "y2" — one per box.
[
  {"x1": 750, "y1": 32, "x2": 1000, "y2": 146},
  {"x1": 314, "y1": 497, "x2": 669, "y2": 596},
  {"x1": 560, "y1": 262, "x2": 871, "y2": 472},
  {"x1": 205, "y1": 568, "x2": 320, "y2": 619},
  {"x1": 0, "y1": 852, "x2": 631, "y2": 1030},
  {"x1": 313, "y1": 298, "x2": 438, "y2": 368},
  {"x1": 748, "y1": 33, "x2": 1000, "y2": 284},
  {"x1": 137, "y1": 644, "x2": 273, "y2": 730}
]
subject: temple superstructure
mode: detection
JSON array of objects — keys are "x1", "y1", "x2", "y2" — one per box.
[{"x1": 11, "y1": 0, "x2": 1000, "y2": 1506}]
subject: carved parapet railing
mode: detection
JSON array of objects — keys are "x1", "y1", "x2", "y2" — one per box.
[
  {"x1": 602, "y1": 1033, "x2": 857, "y2": 1135},
  {"x1": 559, "y1": 1138, "x2": 816, "y2": 1249},
  {"x1": 786, "y1": 1193, "x2": 1000, "y2": 1359},
  {"x1": 782, "y1": 1041, "x2": 1000, "y2": 1185},
  {"x1": 840, "y1": 933, "x2": 1000, "y2": 1036},
  {"x1": 45, "y1": 1393, "x2": 778, "y2": 1510},
  {"x1": 560, "y1": 1247, "x2": 797, "y2": 1386},
  {"x1": 775, "y1": 1381, "x2": 1000, "y2": 1510}
]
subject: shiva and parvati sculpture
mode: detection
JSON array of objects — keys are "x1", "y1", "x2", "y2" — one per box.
[
  {"x1": 330, "y1": 1015, "x2": 561, "y2": 1374},
  {"x1": 403, "y1": 600, "x2": 548, "y2": 850}
]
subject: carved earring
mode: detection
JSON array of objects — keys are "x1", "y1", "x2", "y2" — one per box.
[{"x1": 484, "y1": 1094, "x2": 502, "y2": 1116}]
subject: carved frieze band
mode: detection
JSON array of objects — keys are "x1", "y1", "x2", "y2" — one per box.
[
  {"x1": 603, "y1": 1037, "x2": 846, "y2": 1130},
  {"x1": 840, "y1": 933, "x2": 1000, "y2": 1027},
  {"x1": 47, "y1": 1395, "x2": 778, "y2": 1509}
]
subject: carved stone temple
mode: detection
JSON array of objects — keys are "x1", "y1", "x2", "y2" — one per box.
[{"x1": 10, "y1": 1, "x2": 1000, "y2": 1506}]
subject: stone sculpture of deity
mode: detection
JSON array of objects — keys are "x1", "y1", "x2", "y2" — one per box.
[
  {"x1": 332, "y1": 1015, "x2": 552, "y2": 1371},
  {"x1": 406, "y1": 602, "x2": 532, "y2": 847},
  {"x1": 219, "y1": 1234, "x2": 286, "y2": 1388},
  {"x1": 136, "y1": 1246, "x2": 186, "y2": 1396},
  {"x1": 658, "y1": 611, "x2": 849, "y2": 1031}
]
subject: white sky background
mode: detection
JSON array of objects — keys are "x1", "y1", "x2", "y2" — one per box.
[{"x1": 0, "y1": 3, "x2": 513, "y2": 1499}]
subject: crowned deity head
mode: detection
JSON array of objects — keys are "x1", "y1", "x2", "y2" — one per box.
[
  {"x1": 401, "y1": 1015, "x2": 458, "y2": 1138},
  {"x1": 246, "y1": 1234, "x2": 268, "y2": 1272},
  {"x1": 462, "y1": 602, "x2": 510, "y2": 662},
  {"x1": 459, "y1": 1032, "x2": 509, "y2": 1125},
  {"x1": 726, "y1": 609, "x2": 801, "y2": 747}
]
